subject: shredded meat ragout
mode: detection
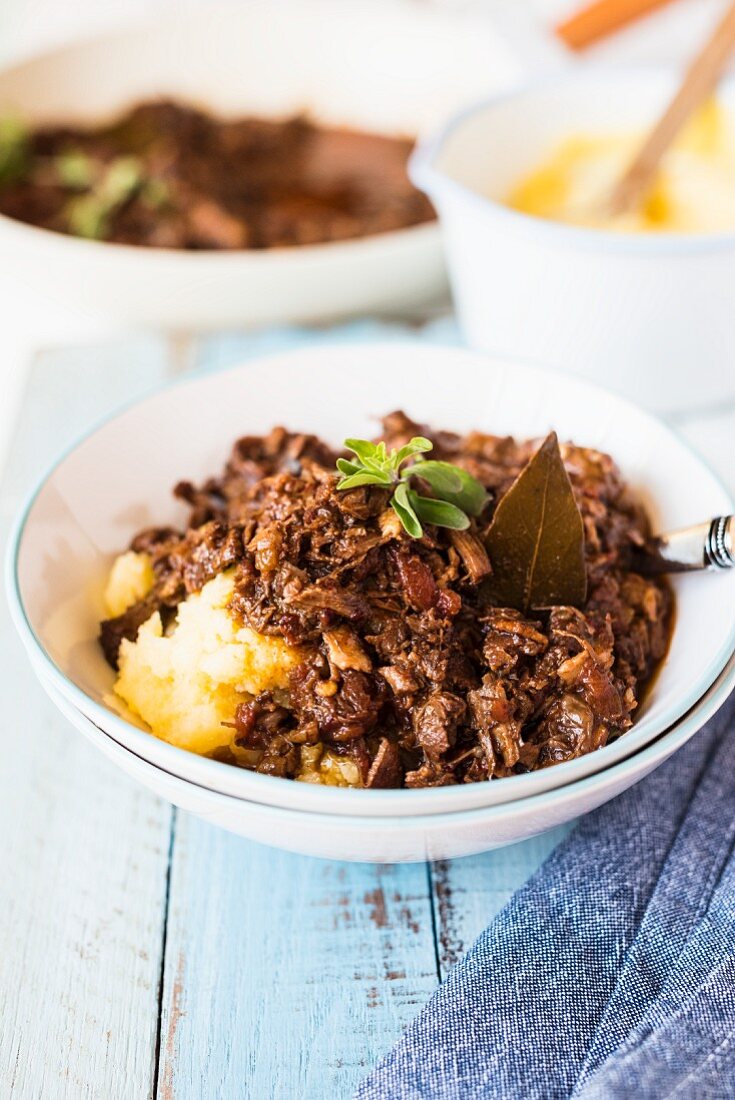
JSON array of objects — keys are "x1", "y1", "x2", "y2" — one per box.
[
  {"x1": 0, "y1": 101, "x2": 435, "y2": 249},
  {"x1": 99, "y1": 412, "x2": 672, "y2": 788}
]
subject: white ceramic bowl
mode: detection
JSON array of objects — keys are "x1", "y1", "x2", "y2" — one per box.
[
  {"x1": 411, "y1": 68, "x2": 735, "y2": 413},
  {"x1": 37, "y1": 651, "x2": 735, "y2": 862},
  {"x1": 0, "y1": 0, "x2": 513, "y2": 330},
  {"x1": 8, "y1": 344, "x2": 735, "y2": 820}
]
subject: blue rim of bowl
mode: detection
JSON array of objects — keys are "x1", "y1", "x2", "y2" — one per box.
[
  {"x1": 6, "y1": 342, "x2": 735, "y2": 811},
  {"x1": 41, "y1": 648, "x2": 735, "y2": 826},
  {"x1": 409, "y1": 65, "x2": 735, "y2": 256}
]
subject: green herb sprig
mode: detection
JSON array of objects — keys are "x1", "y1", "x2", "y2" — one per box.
[
  {"x1": 336, "y1": 436, "x2": 488, "y2": 538},
  {"x1": 0, "y1": 116, "x2": 28, "y2": 185},
  {"x1": 65, "y1": 155, "x2": 144, "y2": 239},
  {"x1": 63, "y1": 155, "x2": 169, "y2": 240}
]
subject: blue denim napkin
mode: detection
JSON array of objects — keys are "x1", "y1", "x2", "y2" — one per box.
[{"x1": 357, "y1": 692, "x2": 735, "y2": 1100}]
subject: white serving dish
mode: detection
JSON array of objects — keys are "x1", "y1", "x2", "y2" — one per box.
[
  {"x1": 0, "y1": 0, "x2": 516, "y2": 331},
  {"x1": 411, "y1": 68, "x2": 735, "y2": 413},
  {"x1": 38, "y1": 651, "x2": 735, "y2": 862},
  {"x1": 7, "y1": 344, "x2": 735, "y2": 818}
]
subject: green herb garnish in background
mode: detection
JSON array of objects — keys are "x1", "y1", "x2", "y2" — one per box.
[
  {"x1": 141, "y1": 177, "x2": 170, "y2": 210},
  {"x1": 336, "y1": 436, "x2": 488, "y2": 538},
  {"x1": 65, "y1": 155, "x2": 144, "y2": 239},
  {"x1": 55, "y1": 149, "x2": 95, "y2": 190},
  {"x1": 64, "y1": 154, "x2": 170, "y2": 239},
  {"x1": 0, "y1": 116, "x2": 28, "y2": 185}
]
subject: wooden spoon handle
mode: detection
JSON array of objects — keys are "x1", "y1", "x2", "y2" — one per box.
[
  {"x1": 557, "y1": 0, "x2": 675, "y2": 52},
  {"x1": 608, "y1": 1, "x2": 735, "y2": 218}
]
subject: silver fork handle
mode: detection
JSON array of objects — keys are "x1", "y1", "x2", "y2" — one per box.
[
  {"x1": 705, "y1": 515, "x2": 735, "y2": 568},
  {"x1": 657, "y1": 515, "x2": 735, "y2": 570}
]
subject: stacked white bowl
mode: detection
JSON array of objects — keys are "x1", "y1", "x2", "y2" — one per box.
[{"x1": 8, "y1": 346, "x2": 735, "y2": 862}]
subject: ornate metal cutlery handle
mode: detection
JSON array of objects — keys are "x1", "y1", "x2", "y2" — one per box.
[
  {"x1": 704, "y1": 515, "x2": 735, "y2": 568},
  {"x1": 650, "y1": 515, "x2": 735, "y2": 572}
]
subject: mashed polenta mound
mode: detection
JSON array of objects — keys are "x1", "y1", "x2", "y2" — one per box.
[
  {"x1": 113, "y1": 567, "x2": 306, "y2": 755},
  {"x1": 104, "y1": 550, "x2": 155, "y2": 617},
  {"x1": 508, "y1": 100, "x2": 735, "y2": 233}
]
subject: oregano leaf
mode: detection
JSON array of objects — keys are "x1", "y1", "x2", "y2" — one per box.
[
  {"x1": 336, "y1": 457, "x2": 361, "y2": 476},
  {"x1": 336, "y1": 434, "x2": 488, "y2": 539},
  {"x1": 408, "y1": 460, "x2": 463, "y2": 494},
  {"x1": 412, "y1": 494, "x2": 470, "y2": 531},
  {"x1": 391, "y1": 436, "x2": 433, "y2": 469},
  {"x1": 392, "y1": 482, "x2": 423, "y2": 538},
  {"x1": 337, "y1": 470, "x2": 391, "y2": 490},
  {"x1": 344, "y1": 439, "x2": 380, "y2": 465}
]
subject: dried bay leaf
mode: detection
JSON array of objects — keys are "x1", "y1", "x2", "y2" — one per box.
[{"x1": 484, "y1": 432, "x2": 586, "y2": 612}]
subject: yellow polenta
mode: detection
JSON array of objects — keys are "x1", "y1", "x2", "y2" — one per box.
[
  {"x1": 508, "y1": 100, "x2": 735, "y2": 234},
  {"x1": 104, "y1": 550, "x2": 155, "y2": 617},
  {"x1": 106, "y1": 555, "x2": 305, "y2": 755}
]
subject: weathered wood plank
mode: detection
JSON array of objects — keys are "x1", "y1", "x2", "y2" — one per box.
[
  {"x1": 1, "y1": 338, "x2": 173, "y2": 1100},
  {"x1": 191, "y1": 316, "x2": 459, "y2": 379},
  {"x1": 429, "y1": 827, "x2": 573, "y2": 977},
  {"x1": 1, "y1": 336, "x2": 174, "y2": 515},
  {"x1": 157, "y1": 814, "x2": 439, "y2": 1100}
]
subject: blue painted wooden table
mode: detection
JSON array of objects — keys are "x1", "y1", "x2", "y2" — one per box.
[{"x1": 3, "y1": 328, "x2": 733, "y2": 1099}]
